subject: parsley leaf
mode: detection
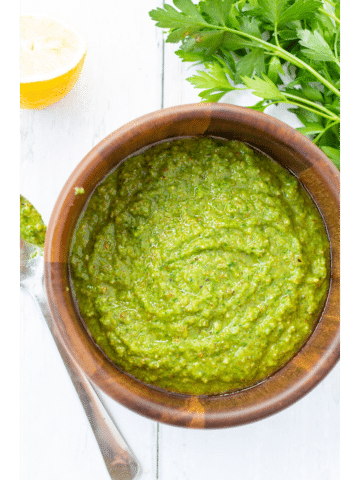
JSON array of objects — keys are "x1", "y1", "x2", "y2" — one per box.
[
  {"x1": 278, "y1": 0, "x2": 322, "y2": 25},
  {"x1": 149, "y1": 1, "x2": 208, "y2": 30},
  {"x1": 257, "y1": 0, "x2": 288, "y2": 25},
  {"x1": 267, "y1": 56, "x2": 284, "y2": 83},
  {"x1": 199, "y1": 0, "x2": 235, "y2": 26},
  {"x1": 185, "y1": 30, "x2": 225, "y2": 55},
  {"x1": 297, "y1": 124, "x2": 324, "y2": 136},
  {"x1": 188, "y1": 62, "x2": 236, "y2": 101},
  {"x1": 235, "y1": 49, "x2": 265, "y2": 80},
  {"x1": 320, "y1": 146, "x2": 340, "y2": 169},
  {"x1": 242, "y1": 75, "x2": 287, "y2": 101},
  {"x1": 297, "y1": 29, "x2": 338, "y2": 64},
  {"x1": 149, "y1": 0, "x2": 340, "y2": 168}
]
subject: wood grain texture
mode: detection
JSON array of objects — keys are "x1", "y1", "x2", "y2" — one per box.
[{"x1": 44, "y1": 104, "x2": 340, "y2": 429}]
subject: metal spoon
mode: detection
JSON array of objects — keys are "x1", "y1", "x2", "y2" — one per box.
[{"x1": 20, "y1": 236, "x2": 140, "y2": 480}]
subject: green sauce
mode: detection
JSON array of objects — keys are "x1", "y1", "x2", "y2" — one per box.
[
  {"x1": 70, "y1": 138, "x2": 330, "y2": 395},
  {"x1": 20, "y1": 195, "x2": 47, "y2": 248}
]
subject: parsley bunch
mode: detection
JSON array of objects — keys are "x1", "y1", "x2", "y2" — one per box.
[{"x1": 150, "y1": 0, "x2": 340, "y2": 168}]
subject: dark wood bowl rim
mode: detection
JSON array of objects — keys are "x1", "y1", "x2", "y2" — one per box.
[{"x1": 44, "y1": 103, "x2": 339, "y2": 429}]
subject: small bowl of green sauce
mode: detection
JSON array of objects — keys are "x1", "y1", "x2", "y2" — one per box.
[{"x1": 44, "y1": 104, "x2": 339, "y2": 428}]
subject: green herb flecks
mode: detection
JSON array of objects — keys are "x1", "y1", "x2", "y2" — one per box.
[
  {"x1": 149, "y1": 0, "x2": 340, "y2": 168},
  {"x1": 20, "y1": 195, "x2": 47, "y2": 248},
  {"x1": 70, "y1": 137, "x2": 330, "y2": 395}
]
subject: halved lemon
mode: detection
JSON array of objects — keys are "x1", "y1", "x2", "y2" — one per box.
[{"x1": 20, "y1": 14, "x2": 87, "y2": 109}]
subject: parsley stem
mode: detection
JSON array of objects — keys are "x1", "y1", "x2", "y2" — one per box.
[
  {"x1": 267, "y1": 47, "x2": 339, "y2": 97},
  {"x1": 210, "y1": 25, "x2": 340, "y2": 97},
  {"x1": 313, "y1": 120, "x2": 339, "y2": 144},
  {"x1": 282, "y1": 93, "x2": 339, "y2": 120},
  {"x1": 334, "y1": 30, "x2": 339, "y2": 61},
  {"x1": 319, "y1": 7, "x2": 340, "y2": 25},
  {"x1": 281, "y1": 100, "x2": 336, "y2": 120},
  {"x1": 274, "y1": 23, "x2": 280, "y2": 48},
  {"x1": 247, "y1": 98, "x2": 337, "y2": 121},
  {"x1": 247, "y1": 100, "x2": 337, "y2": 122}
]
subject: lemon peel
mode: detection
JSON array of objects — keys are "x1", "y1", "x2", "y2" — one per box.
[{"x1": 20, "y1": 14, "x2": 87, "y2": 109}]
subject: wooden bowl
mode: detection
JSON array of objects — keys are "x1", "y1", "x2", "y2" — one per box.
[{"x1": 44, "y1": 104, "x2": 339, "y2": 428}]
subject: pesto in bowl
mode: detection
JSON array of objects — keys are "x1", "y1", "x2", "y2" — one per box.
[{"x1": 69, "y1": 137, "x2": 330, "y2": 395}]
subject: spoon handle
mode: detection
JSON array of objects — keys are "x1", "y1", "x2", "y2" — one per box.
[{"x1": 24, "y1": 277, "x2": 140, "y2": 480}]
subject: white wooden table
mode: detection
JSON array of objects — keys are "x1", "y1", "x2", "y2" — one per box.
[{"x1": 21, "y1": 1, "x2": 339, "y2": 479}]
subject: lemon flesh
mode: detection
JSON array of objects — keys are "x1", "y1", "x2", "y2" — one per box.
[{"x1": 20, "y1": 15, "x2": 87, "y2": 109}]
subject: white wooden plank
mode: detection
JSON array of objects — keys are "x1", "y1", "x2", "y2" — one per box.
[
  {"x1": 158, "y1": 367, "x2": 339, "y2": 480},
  {"x1": 163, "y1": 42, "x2": 200, "y2": 108},
  {"x1": 21, "y1": 291, "x2": 110, "y2": 480},
  {"x1": 21, "y1": 287, "x2": 159, "y2": 480},
  {"x1": 20, "y1": 1, "x2": 163, "y2": 478}
]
